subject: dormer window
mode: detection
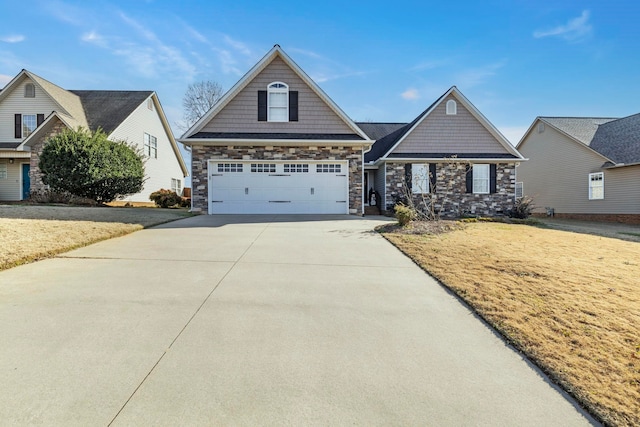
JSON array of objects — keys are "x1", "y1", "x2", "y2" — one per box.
[
  {"x1": 446, "y1": 99, "x2": 457, "y2": 115},
  {"x1": 24, "y1": 83, "x2": 35, "y2": 98},
  {"x1": 267, "y1": 82, "x2": 289, "y2": 122}
]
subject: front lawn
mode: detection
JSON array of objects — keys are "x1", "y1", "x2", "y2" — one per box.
[
  {"x1": 0, "y1": 205, "x2": 191, "y2": 271},
  {"x1": 382, "y1": 221, "x2": 639, "y2": 427}
]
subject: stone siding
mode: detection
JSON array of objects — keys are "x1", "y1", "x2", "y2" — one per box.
[
  {"x1": 190, "y1": 145, "x2": 363, "y2": 214},
  {"x1": 384, "y1": 162, "x2": 516, "y2": 217},
  {"x1": 29, "y1": 121, "x2": 68, "y2": 194}
]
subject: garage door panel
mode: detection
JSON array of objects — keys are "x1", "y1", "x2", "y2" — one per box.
[{"x1": 208, "y1": 161, "x2": 349, "y2": 214}]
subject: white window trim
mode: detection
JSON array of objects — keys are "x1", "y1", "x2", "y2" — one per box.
[
  {"x1": 267, "y1": 81, "x2": 289, "y2": 122},
  {"x1": 588, "y1": 172, "x2": 604, "y2": 200},
  {"x1": 22, "y1": 114, "x2": 37, "y2": 138},
  {"x1": 446, "y1": 99, "x2": 457, "y2": 115},
  {"x1": 473, "y1": 164, "x2": 490, "y2": 194},
  {"x1": 515, "y1": 181, "x2": 524, "y2": 199},
  {"x1": 0, "y1": 163, "x2": 7, "y2": 180},
  {"x1": 24, "y1": 83, "x2": 35, "y2": 98},
  {"x1": 171, "y1": 178, "x2": 182, "y2": 195},
  {"x1": 144, "y1": 132, "x2": 157, "y2": 159}
]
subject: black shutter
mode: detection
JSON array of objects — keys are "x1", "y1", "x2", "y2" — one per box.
[
  {"x1": 257, "y1": 90, "x2": 267, "y2": 121},
  {"x1": 14, "y1": 114, "x2": 21, "y2": 138},
  {"x1": 289, "y1": 91, "x2": 298, "y2": 121},
  {"x1": 37, "y1": 114, "x2": 44, "y2": 126},
  {"x1": 490, "y1": 164, "x2": 497, "y2": 193},
  {"x1": 404, "y1": 163, "x2": 412, "y2": 190},
  {"x1": 465, "y1": 164, "x2": 473, "y2": 193},
  {"x1": 429, "y1": 163, "x2": 437, "y2": 193}
]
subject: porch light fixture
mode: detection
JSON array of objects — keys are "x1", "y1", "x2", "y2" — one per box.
[{"x1": 9, "y1": 158, "x2": 14, "y2": 164}]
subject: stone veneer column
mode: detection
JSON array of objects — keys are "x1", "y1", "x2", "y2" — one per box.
[
  {"x1": 189, "y1": 145, "x2": 364, "y2": 215},
  {"x1": 29, "y1": 121, "x2": 68, "y2": 194}
]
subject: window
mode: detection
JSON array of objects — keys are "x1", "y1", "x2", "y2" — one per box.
[
  {"x1": 147, "y1": 98, "x2": 154, "y2": 110},
  {"x1": 24, "y1": 83, "x2": 35, "y2": 98},
  {"x1": 317, "y1": 164, "x2": 341, "y2": 173},
  {"x1": 446, "y1": 99, "x2": 457, "y2": 115},
  {"x1": 589, "y1": 172, "x2": 604, "y2": 200},
  {"x1": 171, "y1": 178, "x2": 182, "y2": 195},
  {"x1": 267, "y1": 82, "x2": 288, "y2": 122},
  {"x1": 473, "y1": 164, "x2": 490, "y2": 194},
  {"x1": 537, "y1": 122, "x2": 545, "y2": 133},
  {"x1": 412, "y1": 164, "x2": 429, "y2": 194},
  {"x1": 22, "y1": 115, "x2": 37, "y2": 138},
  {"x1": 0, "y1": 164, "x2": 7, "y2": 179},
  {"x1": 218, "y1": 163, "x2": 243, "y2": 173},
  {"x1": 515, "y1": 181, "x2": 524, "y2": 198},
  {"x1": 144, "y1": 133, "x2": 157, "y2": 158},
  {"x1": 284, "y1": 164, "x2": 308, "y2": 173},
  {"x1": 250, "y1": 163, "x2": 276, "y2": 173}
]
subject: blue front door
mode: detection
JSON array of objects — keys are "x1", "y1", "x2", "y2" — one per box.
[{"x1": 22, "y1": 164, "x2": 30, "y2": 200}]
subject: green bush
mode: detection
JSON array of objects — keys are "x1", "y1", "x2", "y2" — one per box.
[
  {"x1": 149, "y1": 189, "x2": 187, "y2": 208},
  {"x1": 394, "y1": 204, "x2": 417, "y2": 226},
  {"x1": 29, "y1": 189, "x2": 96, "y2": 206},
  {"x1": 39, "y1": 128, "x2": 145, "y2": 203}
]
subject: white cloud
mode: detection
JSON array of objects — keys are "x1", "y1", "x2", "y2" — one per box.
[
  {"x1": 1, "y1": 35, "x2": 25, "y2": 43},
  {"x1": 401, "y1": 88, "x2": 420, "y2": 100},
  {"x1": 223, "y1": 35, "x2": 251, "y2": 56},
  {"x1": 455, "y1": 60, "x2": 507, "y2": 88},
  {"x1": 409, "y1": 58, "x2": 451, "y2": 72},
  {"x1": 0, "y1": 74, "x2": 12, "y2": 87},
  {"x1": 533, "y1": 10, "x2": 592, "y2": 41},
  {"x1": 81, "y1": 31, "x2": 107, "y2": 48}
]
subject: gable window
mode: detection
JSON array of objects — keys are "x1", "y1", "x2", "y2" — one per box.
[
  {"x1": 267, "y1": 82, "x2": 288, "y2": 122},
  {"x1": 24, "y1": 83, "x2": 35, "y2": 98},
  {"x1": 446, "y1": 99, "x2": 457, "y2": 115},
  {"x1": 22, "y1": 115, "x2": 37, "y2": 138},
  {"x1": 144, "y1": 133, "x2": 157, "y2": 158},
  {"x1": 588, "y1": 172, "x2": 604, "y2": 200},
  {"x1": 0, "y1": 163, "x2": 7, "y2": 179}
]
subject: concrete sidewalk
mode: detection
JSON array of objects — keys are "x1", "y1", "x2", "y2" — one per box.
[{"x1": 0, "y1": 215, "x2": 597, "y2": 426}]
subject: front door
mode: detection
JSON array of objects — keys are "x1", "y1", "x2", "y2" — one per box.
[{"x1": 22, "y1": 164, "x2": 30, "y2": 200}]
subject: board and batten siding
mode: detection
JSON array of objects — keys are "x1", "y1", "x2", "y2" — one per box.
[
  {"x1": 517, "y1": 122, "x2": 640, "y2": 214},
  {"x1": 393, "y1": 95, "x2": 508, "y2": 155},
  {"x1": 0, "y1": 78, "x2": 60, "y2": 143},
  {"x1": 374, "y1": 164, "x2": 386, "y2": 208},
  {"x1": 108, "y1": 97, "x2": 184, "y2": 203},
  {"x1": 202, "y1": 57, "x2": 355, "y2": 135}
]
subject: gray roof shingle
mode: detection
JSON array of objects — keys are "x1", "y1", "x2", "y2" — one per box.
[
  {"x1": 590, "y1": 113, "x2": 640, "y2": 164},
  {"x1": 189, "y1": 132, "x2": 364, "y2": 140},
  {"x1": 541, "y1": 117, "x2": 617, "y2": 145},
  {"x1": 70, "y1": 90, "x2": 153, "y2": 134},
  {"x1": 356, "y1": 122, "x2": 406, "y2": 140}
]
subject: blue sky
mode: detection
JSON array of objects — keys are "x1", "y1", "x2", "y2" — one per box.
[{"x1": 1, "y1": 0, "x2": 638, "y2": 147}]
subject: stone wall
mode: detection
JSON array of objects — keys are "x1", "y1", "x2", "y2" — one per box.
[
  {"x1": 29, "y1": 120, "x2": 68, "y2": 194},
  {"x1": 384, "y1": 162, "x2": 516, "y2": 217},
  {"x1": 190, "y1": 144, "x2": 363, "y2": 214}
]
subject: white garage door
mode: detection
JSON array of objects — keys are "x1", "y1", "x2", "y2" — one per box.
[{"x1": 208, "y1": 161, "x2": 349, "y2": 214}]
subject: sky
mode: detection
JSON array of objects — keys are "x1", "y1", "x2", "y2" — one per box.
[{"x1": 1, "y1": 0, "x2": 638, "y2": 149}]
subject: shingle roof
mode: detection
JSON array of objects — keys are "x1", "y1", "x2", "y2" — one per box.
[
  {"x1": 386, "y1": 152, "x2": 519, "y2": 159},
  {"x1": 356, "y1": 122, "x2": 406, "y2": 140},
  {"x1": 589, "y1": 113, "x2": 640, "y2": 164},
  {"x1": 0, "y1": 142, "x2": 21, "y2": 149},
  {"x1": 70, "y1": 90, "x2": 153, "y2": 134},
  {"x1": 541, "y1": 117, "x2": 617, "y2": 145},
  {"x1": 189, "y1": 132, "x2": 364, "y2": 140}
]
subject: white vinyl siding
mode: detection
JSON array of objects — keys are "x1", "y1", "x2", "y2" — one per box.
[
  {"x1": 0, "y1": 161, "x2": 22, "y2": 200},
  {"x1": 0, "y1": 79, "x2": 58, "y2": 142},
  {"x1": 473, "y1": 164, "x2": 490, "y2": 194},
  {"x1": 588, "y1": 172, "x2": 604, "y2": 200},
  {"x1": 412, "y1": 164, "x2": 429, "y2": 194},
  {"x1": 108, "y1": 97, "x2": 185, "y2": 203}
]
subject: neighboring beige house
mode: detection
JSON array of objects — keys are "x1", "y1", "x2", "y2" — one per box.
[
  {"x1": 180, "y1": 45, "x2": 525, "y2": 216},
  {"x1": 0, "y1": 70, "x2": 188, "y2": 202},
  {"x1": 516, "y1": 115, "x2": 640, "y2": 223}
]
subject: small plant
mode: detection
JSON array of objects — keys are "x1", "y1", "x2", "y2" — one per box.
[
  {"x1": 508, "y1": 195, "x2": 534, "y2": 219},
  {"x1": 394, "y1": 204, "x2": 417, "y2": 226},
  {"x1": 149, "y1": 189, "x2": 188, "y2": 208}
]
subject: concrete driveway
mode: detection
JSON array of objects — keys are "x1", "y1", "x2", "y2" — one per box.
[{"x1": 0, "y1": 215, "x2": 596, "y2": 426}]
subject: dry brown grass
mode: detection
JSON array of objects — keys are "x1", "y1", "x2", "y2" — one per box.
[
  {"x1": 0, "y1": 205, "x2": 190, "y2": 271},
  {"x1": 383, "y1": 221, "x2": 639, "y2": 427}
]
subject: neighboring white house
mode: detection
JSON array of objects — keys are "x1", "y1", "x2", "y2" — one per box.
[{"x1": 0, "y1": 70, "x2": 188, "y2": 202}]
